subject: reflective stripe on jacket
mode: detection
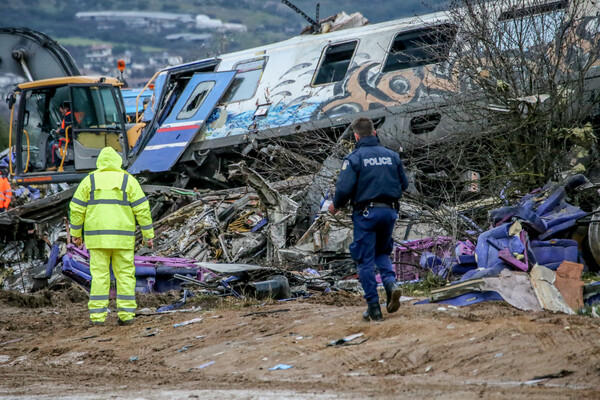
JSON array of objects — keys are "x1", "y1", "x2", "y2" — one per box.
[
  {"x1": 61, "y1": 111, "x2": 72, "y2": 129},
  {"x1": 0, "y1": 176, "x2": 12, "y2": 209},
  {"x1": 69, "y1": 147, "x2": 154, "y2": 249}
]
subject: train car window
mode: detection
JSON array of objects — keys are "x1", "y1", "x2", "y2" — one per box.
[
  {"x1": 383, "y1": 24, "x2": 457, "y2": 73},
  {"x1": 222, "y1": 58, "x2": 267, "y2": 103},
  {"x1": 177, "y1": 80, "x2": 215, "y2": 119},
  {"x1": 497, "y1": 1, "x2": 567, "y2": 52},
  {"x1": 313, "y1": 40, "x2": 358, "y2": 85},
  {"x1": 71, "y1": 87, "x2": 100, "y2": 128}
]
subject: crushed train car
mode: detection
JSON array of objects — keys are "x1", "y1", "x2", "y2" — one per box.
[{"x1": 6, "y1": 0, "x2": 600, "y2": 189}]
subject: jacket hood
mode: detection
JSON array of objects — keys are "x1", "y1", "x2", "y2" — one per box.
[{"x1": 96, "y1": 147, "x2": 123, "y2": 171}]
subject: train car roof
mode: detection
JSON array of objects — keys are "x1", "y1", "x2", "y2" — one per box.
[{"x1": 218, "y1": 11, "x2": 450, "y2": 62}]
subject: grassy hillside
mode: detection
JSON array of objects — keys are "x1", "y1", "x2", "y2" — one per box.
[{"x1": 0, "y1": 0, "x2": 443, "y2": 60}]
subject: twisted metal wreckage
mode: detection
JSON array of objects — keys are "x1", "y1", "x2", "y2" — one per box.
[
  {"x1": 1, "y1": 149, "x2": 600, "y2": 314},
  {"x1": 2, "y1": 1, "x2": 600, "y2": 313}
]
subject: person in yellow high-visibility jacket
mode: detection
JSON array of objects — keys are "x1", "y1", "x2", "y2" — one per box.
[{"x1": 69, "y1": 146, "x2": 154, "y2": 326}]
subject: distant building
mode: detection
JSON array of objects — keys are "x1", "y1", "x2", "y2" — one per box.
[
  {"x1": 75, "y1": 11, "x2": 195, "y2": 30},
  {"x1": 85, "y1": 44, "x2": 112, "y2": 63},
  {"x1": 195, "y1": 15, "x2": 223, "y2": 30},
  {"x1": 148, "y1": 53, "x2": 183, "y2": 67},
  {"x1": 166, "y1": 33, "x2": 212, "y2": 42},
  {"x1": 195, "y1": 14, "x2": 247, "y2": 33}
]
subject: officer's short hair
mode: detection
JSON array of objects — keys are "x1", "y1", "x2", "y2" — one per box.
[
  {"x1": 61, "y1": 101, "x2": 71, "y2": 110},
  {"x1": 351, "y1": 117, "x2": 374, "y2": 138}
]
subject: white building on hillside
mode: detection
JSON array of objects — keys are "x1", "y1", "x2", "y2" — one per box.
[
  {"x1": 195, "y1": 15, "x2": 247, "y2": 33},
  {"x1": 75, "y1": 11, "x2": 195, "y2": 30}
]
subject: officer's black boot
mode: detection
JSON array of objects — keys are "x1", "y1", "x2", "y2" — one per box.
[
  {"x1": 363, "y1": 303, "x2": 383, "y2": 321},
  {"x1": 385, "y1": 283, "x2": 402, "y2": 313}
]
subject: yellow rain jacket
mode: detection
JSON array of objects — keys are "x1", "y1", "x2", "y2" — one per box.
[{"x1": 69, "y1": 147, "x2": 154, "y2": 247}]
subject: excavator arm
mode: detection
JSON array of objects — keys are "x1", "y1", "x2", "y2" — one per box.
[{"x1": 0, "y1": 27, "x2": 80, "y2": 81}]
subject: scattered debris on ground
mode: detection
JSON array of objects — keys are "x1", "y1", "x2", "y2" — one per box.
[
  {"x1": 2, "y1": 150, "x2": 600, "y2": 398},
  {"x1": 1, "y1": 154, "x2": 600, "y2": 318},
  {"x1": 1, "y1": 293, "x2": 599, "y2": 398}
]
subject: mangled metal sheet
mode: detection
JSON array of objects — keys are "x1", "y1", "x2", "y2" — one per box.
[
  {"x1": 0, "y1": 186, "x2": 74, "y2": 225},
  {"x1": 229, "y1": 162, "x2": 298, "y2": 261},
  {"x1": 530, "y1": 264, "x2": 575, "y2": 315},
  {"x1": 129, "y1": 71, "x2": 236, "y2": 174},
  {"x1": 482, "y1": 269, "x2": 542, "y2": 312},
  {"x1": 554, "y1": 261, "x2": 584, "y2": 311},
  {"x1": 196, "y1": 262, "x2": 265, "y2": 274},
  {"x1": 293, "y1": 214, "x2": 352, "y2": 254}
]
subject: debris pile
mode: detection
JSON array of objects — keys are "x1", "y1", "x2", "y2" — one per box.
[
  {"x1": 0, "y1": 184, "x2": 74, "y2": 226},
  {"x1": 1, "y1": 152, "x2": 600, "y2": 318},
  {"x1": 417, "y1": 175, "x2": 600, "y2": 315}
]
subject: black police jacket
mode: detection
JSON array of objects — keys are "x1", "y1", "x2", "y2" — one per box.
[{"x1": 332, "y1": 135, "x2": 409, "y2": 209}]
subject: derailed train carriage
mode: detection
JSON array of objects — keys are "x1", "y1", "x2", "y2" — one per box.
[
  {"x1": 127, "y1": 0, "x2": 600, "y2": 187},
  {"x1": 5, "y1": 0, "x2": 600, "y2": 188},
  {"x1": 128, "y1": 9, "x2": 462, "y2": 187}
]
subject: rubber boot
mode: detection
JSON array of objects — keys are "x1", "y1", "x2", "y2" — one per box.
[
  {"x1": 385, "y1": 283, "x2": 402, "y2": 313},
  {"x1": 363, "y1": 303, "x2": 383, "y2": 321},
  {"x1": 118, "y1": 318, "x2": 134, "y2": 326}
]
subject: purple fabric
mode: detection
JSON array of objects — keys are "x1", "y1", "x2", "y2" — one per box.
[
  {"x1": 136, "y1": 266, "x2": 157, "y2": 277},
  {"x1": 489, "y1": 206, "x2": 546, "y2": 232},
  {"x1": 42, "y1": 244, "x2": 61, "y2": 279},
  {"x1": 463, "y1": 179, "x2": 586, "y2": 284},
  {"x1": 455, "y1": 240, "x2": 475, "y2": 256},
  {"x1": 497, "y1": 248, "x2": 528, "y2": 272},
  {"x1": 475, "y1": 224, "x2": 525, "y2": 269},
  {"x1": 538, "y1": 218, "x2": 583, "y2": 240},
  {"x1": 393, "y1": 236, "x2": 453, "y2": 281},
  {"x1": 450, "y1": 262, "x2": 477, "y2": 275},
  {"x1": 419, "y1": 252, "x2": 450, "y2": 278},
  {"x1": 63, "y1": 244, "x2": 215, "y2": 293},
  {"x1": 415, "y1": 291, "x2": 504, "y2": 306},
  {"x1": 457, "y1": 254, "x2": 476, "y2": 264},
  {"x1": 534, "y1": 187, "x2": 565, "y2": 216},
  {"x1": 530, "y1": 239, "x2": 578, "y2": 267},
  {"x1": 541, "y1": 203, "x2": 587, "y2": 229},
  {"x1": 520, "y1": 230, "x2": 529, "y2": 269},
  {"x1": 62, "y1": 255, "x2": 92, "y2": 285}
]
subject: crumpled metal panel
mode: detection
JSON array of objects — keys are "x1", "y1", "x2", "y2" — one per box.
[{"x1": 530, "y1": 264, "x2": 574, "y2": 315}]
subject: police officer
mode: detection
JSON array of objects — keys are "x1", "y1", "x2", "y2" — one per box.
[
  {"x1": 329, "y1": 117, "x2": 408, "y2": 321},
  {"x1": 69, "y1": 146, "x2": 154, "y2": 326}
]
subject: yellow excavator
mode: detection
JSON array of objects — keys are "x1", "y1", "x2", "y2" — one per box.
[{"x1": 1, "y1": 28, "x2": 146, "y2": 185}]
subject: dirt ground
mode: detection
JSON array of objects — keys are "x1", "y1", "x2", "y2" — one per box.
[{"x1": 1, "y1": 289, "x2": 600, "y2": 399}]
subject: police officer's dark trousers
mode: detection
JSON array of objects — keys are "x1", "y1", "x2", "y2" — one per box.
[{"x1": 350, "y1": 207, "x2": 398, "y2": 304}]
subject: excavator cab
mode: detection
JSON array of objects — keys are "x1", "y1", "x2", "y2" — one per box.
[{"x1": 8, "y1": 77, "x2": 130, "y2": 184}]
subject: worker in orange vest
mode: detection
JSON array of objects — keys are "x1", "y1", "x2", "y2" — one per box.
[
  {"x1": 0, "y1": 160, "x2": 12, "y2": 212},
  {"x1": 57, "y1": 101, "x2": 73, "y2": 136},
  {"x1": 48, "y1": 101, "x2": 73, "y2": 170}
]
